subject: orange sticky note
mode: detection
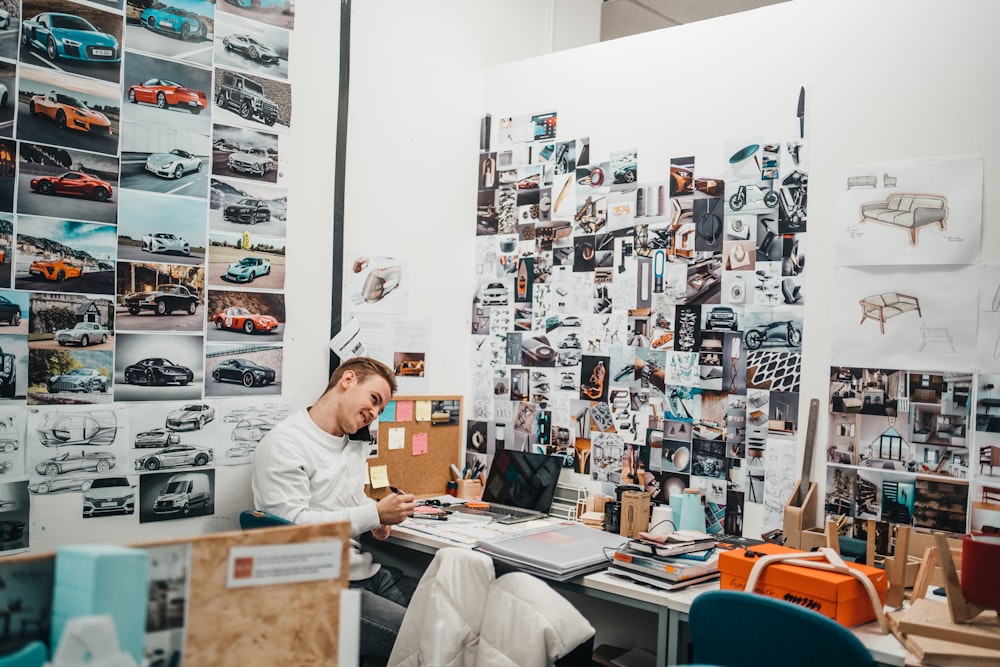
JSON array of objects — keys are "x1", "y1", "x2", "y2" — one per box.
[
  {"x1": 396, "y1": 400, "x2": 414, "y2": 422},
  {"x1": 412, "y1": 432, "x2": 428, "y2": 455}
]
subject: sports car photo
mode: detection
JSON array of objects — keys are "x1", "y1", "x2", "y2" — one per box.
[
  {"x1": 213, "y1": 307, "x2": 278, "y2": 334},
  {"x1": 140, "y1": 6, "x2": 207, "y2": 41},
  {"x1": 227, "y1": 151, "x2": 274, "y2": 176},
  {"x1": 21, "y1": 13, "x2": 120, "y2": 63},
  {"x1": 122, "y1": 358, "x2": 194, "y2": 385},
  {"x1": 134, "y1": 428, "x2": 179, "y2": 448},
  {"x1": 128, "y1": 78, "x2": 207, "y2": 114},
  {"x1": 28, "y1": 259, "x2": 82, "y2": 282},
  {"x1": 30, "y1": 172, "x2": 113, "y2": 202},
  {"x1": 165, "y1": 403, "x2": 215, "y2": 430},
  {"x1": 212, "y1": 358, "x2": 275, "y2": 386},
  {"x1": 36, "y1": 451, "x2": 116, "y2": 476},
  {"x1": 226, "y1": 257, "x2": 270, "y2": 282},
  {"x1": 47, "y1": 368, "x2": 109, "y2": 393},
  {"x1": 29, "y1": 92, "x2": 112, "y2": 134},
  {"x1": 0, "y1": 296, "x2": 21, "y2": 327},
  {"x1": 145, "y1": 149, "x2": 202, "y2": 179},
  {"x1": 223, "y1": 198, "x2": 271, "y2": 225},
  {"x1": 55, "y1": 321, "x2": 110, "y2": 346},
  {"x1": 226, "y1": 0, "x2": 293, "y2": 10},
  {"x1": 223, "y1": 34, "x2": 280, "y2": 63},
  {"x1": 123, "y1": 284, "x2": 200, "y2": 316},
  {"x1": 36, "y1": 411, "x2": 117, "y2": 447},
  {"x1": 142, "y1": 232, "x2": 190, "y2": 255},
  {"x1": 134, "y1": 445, "x2": 213, "y2": 471}
]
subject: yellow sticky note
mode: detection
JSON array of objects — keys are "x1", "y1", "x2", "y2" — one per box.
[
  {"x1": 415, "y1": 400, "x2": 432, "y2": 422},
  {"x1": 396, "y1": 400, "x2": 414, "y2": 422},
  {"x1": 412, "y1": 432, "x2": 428, "y2": 455},
  {"x1": 388, "y1": 427, "x2": 405, "y2": 450},
  {"x1": 369, "y1": 464, "x2": 390, "y2": 489}
]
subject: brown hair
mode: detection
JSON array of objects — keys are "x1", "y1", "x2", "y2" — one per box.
[{"x1": 324, "y1": 357, "x2": 397, "y2": 395}]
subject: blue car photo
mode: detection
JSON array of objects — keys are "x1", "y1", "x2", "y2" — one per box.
[
  {"x1": 226, "y1": 0, "x2": 293, "y2": 12},
  {"x1": 21, "y1": 13, "x2": 121, "y2": 63},
  {"x1": 140, "y1": 6, "x2": 208, "y2": 41}
]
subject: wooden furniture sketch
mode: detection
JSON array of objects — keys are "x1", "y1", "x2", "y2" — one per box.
[
  {"x1": 859, "y1": 292, "x2": 922, "y2": 334},
  {"x1": 981, "y1": 445, "x2": 1000, "y2": 475}
]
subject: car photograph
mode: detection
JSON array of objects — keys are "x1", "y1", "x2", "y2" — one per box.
[
  {"x1": 227, "y1": 150, "x2": 274, "y2": 176},
  {"x1": 226, "y1": 257, "x2": 270, "y2": 282},
  {"x1": 55, "y1": 321, "x2": 110, "y2": 346},
  {"x1": 47, "y1": 368, "x2": 109, "y2": 393},
  {"x1": 36, "y1": 411, "x2": 117, "y2": 448},
  {"x1": 124, "y1": 284, "x2": 200, "y2": 316},
  {"x1": 223, "y1": 198, "x2": 271, "y2": 224},
  {"x1": 140, "y1": 6, "x2": 206, "y2": 41},
  {"x1": 82, "y1": 477, "x2": 134, "y2": 516},
  {"x1": 142, "y1": 232, "x2": 191, "y2": 255},
  {"x1": 29, "y1": 92, "x2": 112, "y2": 134},
  {"x1": 558, "y1": 334, "x2": 581, "y2": 349},
  {"x1": 0, "y1": 9, "x2": 9, "y2": 30},
  {"x1": 134, "y1": 445, "x2": 213, "y2": 471},
  {"x1": 706, "y1": 306, "x2": 739, "y2": 331},
  {"x1": 165, "y1": 403, "x2": 215, "y2": 430},
  {"x1": 21, "y1": 13, "x2": 120, "y2": 63},
  {"x1": 226, "y1": 0, "x2": 293, "y2": 11},
  {"x1": 614, "y1": 164, "x2": 637, "y2": 183},
  {"x1": 480, "y1": 282, "x2": 508, "y2": 306},
  {"x1": 223, "y1": 34, "x2": 280, "y2": 63},
  {"x1": 145, "y1": 149, "x2": 202, "y2": 180},
  {"x1": 122, "y1": 358, "x2": 194, "y2": 385},
  {"x1": 128, "y1": 78, "x2": 207, "y2": 114},
  {"x1": 30, "y1": 172, "x2": 113, "y2": 202},
  {"x1": 134, "y1": 428, "x2": 179, "y2": 448},
  {"x1": 0, "y1": 296, "x2": 21, "y2": 326},
  {"x1": 28, "y1": 259, "x2": 82, "y2": 282},
  {"x1": 36, "y1": 451, "x2": 116, "y2": 476},
  {"x1": 0, "y1": 346, "x2": 14, "y2": 398},
  {"x1": 213, "y1": 307, "x2": 278, "y2": 334},
  {"x1": 212, "y1": 358, "x2": 275, "y2": 386}
]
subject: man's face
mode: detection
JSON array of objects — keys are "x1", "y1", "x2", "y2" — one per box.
[{"x1": 337, "y1": 371, "x2": 392, "y2": 437}]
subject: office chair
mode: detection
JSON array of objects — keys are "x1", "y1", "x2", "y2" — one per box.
[
  {"x1": 688, "y1": 590, "x2": 875, "y2": 667},
  {"x1": 239, "y1": 509, "x2": 293, "y2": 529}
]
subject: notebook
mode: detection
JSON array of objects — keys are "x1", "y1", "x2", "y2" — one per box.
[{"x1": 448, "y1": 450, "x2": 562, "y2": 524}]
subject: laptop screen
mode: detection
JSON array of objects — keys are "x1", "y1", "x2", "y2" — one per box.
[{"x1": 482, "y1": 450, "x2": 562, "y2": 513}]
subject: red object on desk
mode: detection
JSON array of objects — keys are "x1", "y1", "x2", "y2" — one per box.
[{"x1": 962, "y1": 533, "x2": 1000, "y2": 610}]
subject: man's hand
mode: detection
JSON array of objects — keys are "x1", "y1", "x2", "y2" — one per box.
[
  {"x1": 376, "y1": 491, "x2": 416, "y2": 525},
  {"x1": 372, "y1": 524, "x2": 391, "y2": 540}
]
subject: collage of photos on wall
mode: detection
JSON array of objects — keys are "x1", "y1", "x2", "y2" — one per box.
[
  {"x1": 0, "y1": 0, "x2": 296, "y2": 553},
  {"x1": 469, "y1": 100, "x2": 811, "y2": 537}
]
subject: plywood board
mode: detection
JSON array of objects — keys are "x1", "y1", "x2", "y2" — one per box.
[{"x1": 894, "y1": 598, "x2": 1000, "y2": 652}]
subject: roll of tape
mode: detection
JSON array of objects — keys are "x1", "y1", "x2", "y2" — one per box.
[{"x1": 649, "y1": 505, "x2": 673, "y2": 536}]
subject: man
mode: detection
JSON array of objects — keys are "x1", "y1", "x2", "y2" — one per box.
[{"x1": 252, "y1": 357, "x2": 417, "y2": 660}]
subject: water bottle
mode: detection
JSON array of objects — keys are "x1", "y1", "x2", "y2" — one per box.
[{"x1": 680, "y1": 488, "x2": 706, "y2": 532}]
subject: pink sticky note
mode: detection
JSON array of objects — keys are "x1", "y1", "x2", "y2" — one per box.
[
  {"x1": 396, "y1": 400, "x2": 414, "y2": 422},
  {"x1": 412, "y1": 432, "x2": 428, "y2": 455}
]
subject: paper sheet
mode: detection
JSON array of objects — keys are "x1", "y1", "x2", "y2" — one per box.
[
  {"x1": 369, "y1": 465, "x2": 390, "y2": 489},
  {"x1": 388, "y1": 427, "x2": 405, "y2": 450},
  {"x1": 412, "y1": 432, "x2": 428, "y2": 455}
]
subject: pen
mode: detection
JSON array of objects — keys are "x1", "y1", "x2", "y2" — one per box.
[{"x1": 390, "y1": 487, "x2": 404, "y2": 494}]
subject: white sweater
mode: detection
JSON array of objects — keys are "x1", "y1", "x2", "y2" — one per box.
[{"x1": 252, "y1": 407, "x2": 381, "y2": 580}]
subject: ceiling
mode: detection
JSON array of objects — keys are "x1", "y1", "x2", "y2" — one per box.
[{"x1": 601, "y1": 0, "x2": 789, "y2": 41}]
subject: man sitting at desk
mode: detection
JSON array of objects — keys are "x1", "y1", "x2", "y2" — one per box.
[{"x1": 252, "y1": 357, "x2": 418, "y2": 661}]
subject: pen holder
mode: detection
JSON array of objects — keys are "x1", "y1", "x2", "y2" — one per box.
[{"x1": 455, "y1": 479, "x2": 483, "y2": 500}]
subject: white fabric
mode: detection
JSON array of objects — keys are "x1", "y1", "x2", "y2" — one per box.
[
  {"x1": 252, "y1": 407, "x2": 381, "y2": 580},
  {"x1": 389, "y1": 548, "x2": 594, "y2": 667}
]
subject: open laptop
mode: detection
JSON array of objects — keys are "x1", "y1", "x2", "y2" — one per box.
[{"x1": 448, "y1": 450, "x2": 562, "y2": 524}]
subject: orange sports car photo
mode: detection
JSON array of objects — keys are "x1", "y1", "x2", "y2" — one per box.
[
  {"x1": 29, "y1": 92, "x2": 113, "y2": 134},
  {"x1": 128, "y1": 78, "x2": 208, "y2": 114},
  {"x1": 30, "y1": 172, "x2": 113, "y2": 202},
  {"x1": 29, "y1": 259, "x2": 83, "y2": 282},
  {"x1": 213, "y1": 306, "x2": 278, "y2": 334}
]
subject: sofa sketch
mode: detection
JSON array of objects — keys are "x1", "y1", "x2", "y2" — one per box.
[
  {"x1": 847, "y1": 175, "x2": 877, "y2": 189},
  {"x1": 859, "y1": 292, "x2": 921, "y2": 334},
  {"x1": 859, "y1": 194, "x2": 948, "y2": 246}
]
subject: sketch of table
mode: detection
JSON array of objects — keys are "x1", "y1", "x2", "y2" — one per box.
[{"x1": 918, "y1": 326, "x2": 955, "y2": 352}]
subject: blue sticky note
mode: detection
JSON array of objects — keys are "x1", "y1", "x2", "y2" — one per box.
[{"x1": 380, "y1": 401, "x2": 397, "y2": 422}]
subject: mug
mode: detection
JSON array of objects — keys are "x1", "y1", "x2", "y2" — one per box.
[{"x1": 604, "y1": 501, "x2": 621, "y2": 534}]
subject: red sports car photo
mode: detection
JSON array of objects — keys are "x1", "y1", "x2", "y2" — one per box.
[
  {"x1": 127, "y1": 78, "x2": 208, "y2": 114},
  {"x1": 212, "y1": 307, "x2": 278, "y2": 334},
  {"x1": 30, "y1": 172, "x2": 113, "y2": 202}
]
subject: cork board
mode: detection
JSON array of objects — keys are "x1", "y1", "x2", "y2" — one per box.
[
  {"x1": 366, "y1": 395, "x2": 463, "y2": 499},
  {"x1": 139, "y1": 522, "x2": 351, "y2": 667}
]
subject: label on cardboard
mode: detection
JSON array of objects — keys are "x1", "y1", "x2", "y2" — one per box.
[{"x1": 228, "y1": 539, "x2": 343, "y2": 588}]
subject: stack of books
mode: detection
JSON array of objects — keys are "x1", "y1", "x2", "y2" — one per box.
[
  {"x1": 474, "y1": 521, "x2": 627, "y2": 581},
  {"x1": 608, "y1": 530, "x2": 720, "y2": 591}
]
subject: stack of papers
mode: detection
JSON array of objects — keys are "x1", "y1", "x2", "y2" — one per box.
[
  {"x1": 475, "y1": 522, "x2": 627, "y2": 581},
  {"x1": 609, "y1": 533, "x2": 720, "y2": 591}
]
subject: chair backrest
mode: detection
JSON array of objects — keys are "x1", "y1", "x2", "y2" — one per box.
[
  {"x1": 688, "y1": 590, "x2": 875, "y2": 667},
  {"x1": 239, "y1": 509, "x2": 292, "y2": 530}
]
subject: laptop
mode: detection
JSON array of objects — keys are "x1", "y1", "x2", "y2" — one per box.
[{"x1": 448, "y1": 450, "x2": 562, "y2": 524}]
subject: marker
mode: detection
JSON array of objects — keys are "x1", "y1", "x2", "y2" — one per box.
[{"x1": 390, "y1": 487, "x2": 404, "y2": 494}]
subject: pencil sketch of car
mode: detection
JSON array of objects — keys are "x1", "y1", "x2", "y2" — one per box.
[
  {"x1": 134, "y1": 445, "x2": 213, "y2": 471},
  {"x1": 36, "y1": 411, "x2": 117, "y2": 447},
  {"x1": 134, "y1": 428, "x2": 180, "y2": 449},
  {"x1": 36, "y1": 451, "x2": 116, "y2": 476},
  {"x1": 165, "y1": 403, "x2": 215, "y2": 430}
]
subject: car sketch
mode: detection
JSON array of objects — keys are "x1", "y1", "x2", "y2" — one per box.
[
  {"x1": 123, "y1": 285, "x2": 200, "y2": 316},
  {"x1": 153, "y1": 472, "x2": 211, "y2": 515},
  {"x1": 128, "y1": 78, "x2": 207, "y2": 114},
  {"x1": 0, "y1": 297, "x2": 21, "y2": 327},
  {"x1": 213, "y1": 307, "x2": 278, "y2": 334},
  {"x1": 226, "y1": 257, "x2": 271, "y2": 283},
  {"x1": 29, "y1": 477, "x2": 91, "y2": 494},
  {"x1": 37, "y1": 451, "x2": 116, "y2": 476},
  {"x1": 30, "y1": 172, "x2": 113, "y2": 202},
  {"x1": 36, "y1": 411, "x2": 117, "y2": 447},
  {"x1": 134, "y1": 428, "x2": 179, "y2": 448},
  {"x1": 122, "y1": 358, "x2": 194, "y2": 385},
  {"x1": 227, "y1": 150, "x2": 274, "y2": 176},
  {"x1": 223, "y1": 34, "x2": 280, "y2": 63},
  {"x1": 140, "y1": 6, "x2": 206, "y2": 40},
  {"x1": 29, "y1": 92, "x2": 112, "y2": 134},
  {"x1": 21, "y1": 13, "x2": 120, "y2": 63},
  {"x1": 231, "y1": 418, "x2": 275, "y2": 445},
  {"x1": 47, "y1": 368, "x2": 110, "y2": 393},
  {"x1": 165, "y1": 403, "x2": 215, "y2": 430},
  {"x1": 83, "y1": 477, "x2": 134, "y2": 516},
  {"x1": 55, "y1": 322, "x2": 110, "y2": 347},
  {"x1": 0, "y1": 440, "x2": 17, "y2": 454},
  {"x1": 145, "y1": 149, "x2": 202, "y2": 180},
  {"x1": 134, "y1": 445, "x2": 213, "y2": 471},
  {"x1": 212, "y1": 359, "x2": 275, "y2": 386},
  {"x1": 223, "y1": 198, "x2": 271, "y2": 224},
  {"x1": 142, "y1": 232, "x2": 191, "y2": 255},
  {"x1": 28, "y1": 259, "x2": 82, "y2": 282}
]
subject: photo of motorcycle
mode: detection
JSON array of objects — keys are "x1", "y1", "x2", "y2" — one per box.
[
  {"x1": 743, "y1": 320, "x2": 802, "y2": 350},
  {"x1": 728, "y1": 184, "x2": 779, "y2": 212}
]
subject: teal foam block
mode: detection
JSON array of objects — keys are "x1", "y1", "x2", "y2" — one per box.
[{"x1": 51, "y1": 545, "x2": 149, "y2": 665}]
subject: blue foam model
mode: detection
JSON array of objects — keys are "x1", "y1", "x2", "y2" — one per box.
[{"x1": 50, "y1": 545, "x2": 149, "y2": 665}]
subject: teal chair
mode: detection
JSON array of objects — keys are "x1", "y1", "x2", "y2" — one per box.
[
  {"x1": 239, "y1": 509, "x2": 293, "y2": 529},
  {"x1": 688, "y1": 590, "x2": 875, "y2": 667},
  {"x1": 0, "y1": 641, "x2": 46, "y2": 667}
]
